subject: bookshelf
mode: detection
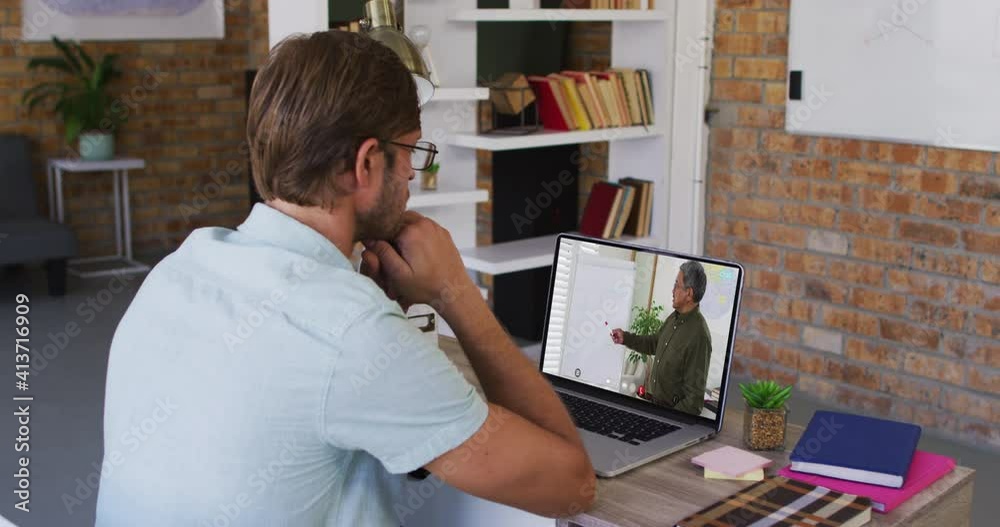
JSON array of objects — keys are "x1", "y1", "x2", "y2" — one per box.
[
  {"x1": 460, "y1": 233, "x2": 660, "y2": 275},
  {"x1": 449, "y1": 125, "x2": 663, "y2": 151},
  {"x1": 449, "y1": 8, "x2": 670, "y2": 22}
]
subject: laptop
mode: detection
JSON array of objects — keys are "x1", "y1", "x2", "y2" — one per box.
[{"x1": 538, "y1": 233, "x2": 744, "y2": 477}]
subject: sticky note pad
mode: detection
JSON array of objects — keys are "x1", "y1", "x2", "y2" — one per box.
[
  {"x1": 691, "y1": 446, "x2": 773, "y2": 477},
  {"x1": 704, "y1": 468, "x2": 765, "y2": 481}
]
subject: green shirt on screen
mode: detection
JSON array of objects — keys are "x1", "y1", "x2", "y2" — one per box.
[{"x1": 622, "y1": 306, "x2": 712, "y2": 416}]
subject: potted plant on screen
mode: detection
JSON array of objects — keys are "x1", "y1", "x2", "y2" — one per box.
[
  {"x1": 623, "y1": 303, "x2": 664, "y2": 377},
  {"x1": 740, "y1": 380, "x2": 792, "y2": 451},
  {"x1": 22, "y1": 36, "x2": 125, "y2": 161}
]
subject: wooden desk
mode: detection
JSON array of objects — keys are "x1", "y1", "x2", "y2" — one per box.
[{"x1": 438, "y1": 337, "x2": 975, "y2": 527}]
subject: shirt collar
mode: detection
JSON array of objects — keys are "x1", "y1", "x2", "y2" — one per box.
[
  {"x1": 237, "y1": 203, "x2": 353, "y2": 270},
  {"x1": 674, "y1": 304, "x2": 700, "y2": 323}
]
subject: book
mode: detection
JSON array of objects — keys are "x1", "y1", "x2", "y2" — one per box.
[
  {"x1": 690, "y1": 445, "x2": 773, "y2": 477},
  {"x1": 619, "y1": 177, "x2": 654, "y2": 237},
  {"x1": 638, "y1": 69, "x2": 655, "y2": 124},
  {"x1": 610, "y1": 184, "x2": 634, "y2": 239},
  {"x1": 704, "y1": 467, "x2": 764, "y2": 482},
  {"x1": 618, "y1": 178, "x2": 645, "y2": 236},
  {"x1": 779, "y1": 450, "x2": 956, "y2": 514},
  {"x1": 527, "y1": 76, "x2": 573, "y2": 131},
  {"x1": 562, "y1": 70, "x2": 608, "y2": 128},
  {"x1": 580, "y1": 182, "x2": 622, "y2": 238},
  {"x1": 790, "y1": 410, "x2": 921, "y2": 489},
  {"x1": 675, "y1": 477, "x2": 872, "y2": 527},
  {"x1": 550, "y1": 75, "x2": 592, "y2": 130},
  {"x1": 612, "y1": 68, "x2": 643, "y2": 124}
]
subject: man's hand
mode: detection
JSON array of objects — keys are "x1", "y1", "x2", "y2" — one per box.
[
  {"x1": 361, "y1": 211, "x2": 476, "y2": 317},
  {"x1": 359, "y1": 246, "x2": 411, "y2": 312},
  {"x1": 610, "y1": 328, "x2": 624, "y2": 345}
]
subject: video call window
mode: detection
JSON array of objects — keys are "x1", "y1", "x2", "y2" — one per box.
[{"x1": 542, "y1": 239, "x2": 740, "y2": 421}]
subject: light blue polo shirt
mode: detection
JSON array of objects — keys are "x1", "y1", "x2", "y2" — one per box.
[{"x1": 95, "y1": 204, "x2": 488, "y2": 526}]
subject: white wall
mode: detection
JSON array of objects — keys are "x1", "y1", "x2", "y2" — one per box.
[{"x1": 268, "y1": 0, "x2": 328, "y2": 49}]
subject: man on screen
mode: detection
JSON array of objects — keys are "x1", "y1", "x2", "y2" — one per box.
[{"x1": 610, "y1": 261, "x2": 711, "y2": 416}]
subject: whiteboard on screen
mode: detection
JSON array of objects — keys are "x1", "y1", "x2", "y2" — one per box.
[{"x1": 787, "y1": 0, "x2": 1000, "y2": 152}]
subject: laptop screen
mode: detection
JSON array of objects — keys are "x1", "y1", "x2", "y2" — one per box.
[{"x1": 540, "y1": 235, "x2": 743, "y2": 424}]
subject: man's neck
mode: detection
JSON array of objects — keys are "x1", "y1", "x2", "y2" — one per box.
[
  {"x1": 676, "y1": 302, "x2": 698, "y2": 315},
  {"x1": 266, "y1": 199, "x2": 357, "y2": 259}
]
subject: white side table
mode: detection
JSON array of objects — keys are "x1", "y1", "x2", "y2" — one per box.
[{"x1": 47, "y1": 158, "x2": 150, "y2": 278}]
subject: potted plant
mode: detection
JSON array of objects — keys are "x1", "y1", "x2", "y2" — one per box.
[
  {"x1": 22, "y1": 36, "x2": 125, "y2": 160},
  {"x1": 623, "y1": 303, "x2": 664, "y2": 376},
  {"x1": 421, "y1": 162, "x2": 440, "y2": 191},
  {"x1": 739, "y1": 380, "x2": 792, "y2": 451}
]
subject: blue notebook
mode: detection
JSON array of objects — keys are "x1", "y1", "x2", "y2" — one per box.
[{"x1": 789, "y1": 411, "x2": 921, "y2": 489}]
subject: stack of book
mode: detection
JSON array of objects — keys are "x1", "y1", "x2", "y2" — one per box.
[
  {"x1": 781, "y1": 410, "x2": 956, "y2": 514},
  {"x1": 527, "y1": 69, "x2": 654, "y2": 132},
  {"x1": 579, "y1": 179, "x2": 654, "y2": 240}
]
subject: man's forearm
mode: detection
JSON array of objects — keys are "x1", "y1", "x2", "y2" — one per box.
[{"x1": 438, "y1": 285, "x2": 583, "y2": 447}]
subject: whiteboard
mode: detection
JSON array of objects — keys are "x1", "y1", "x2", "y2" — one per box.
[
  {"x1": 559, "y1": 254, "x2": 635, "y2": 391},
  {"x1": 787, "y1": 0, "x2": 1000, "y2": 152}
]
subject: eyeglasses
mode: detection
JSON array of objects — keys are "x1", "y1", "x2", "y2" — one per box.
[{"x1": 383, "y1": 140, "x2": 438, "y2": 171}]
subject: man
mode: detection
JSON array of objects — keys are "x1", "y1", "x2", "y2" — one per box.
[
  {"x1": 610, "y1": 262, "x2": 712, "y2": 416},
  {"x1": 96, "y1": 31, "x2": 594, "y2": 526}
]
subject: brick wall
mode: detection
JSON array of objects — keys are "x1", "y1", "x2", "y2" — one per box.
[
  {"x1": 709, "y1": 1, "x2": 999, "y2": 447},
  {"x1": 0, "y1": 0, "x2": 268, "y2": 260}
]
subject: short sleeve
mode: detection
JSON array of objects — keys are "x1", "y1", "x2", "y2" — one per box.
[{"x1": 322, "y1": 303, "x2": 489, "y2": 474}]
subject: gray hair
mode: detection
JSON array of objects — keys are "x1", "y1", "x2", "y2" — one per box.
[{"x1": 679, "y1": 261, "x2": 707, "y2": 303}]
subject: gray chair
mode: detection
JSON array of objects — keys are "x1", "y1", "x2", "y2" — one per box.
[{"x1": 0, "y1": 134, "x2": 78, "y2": 295}]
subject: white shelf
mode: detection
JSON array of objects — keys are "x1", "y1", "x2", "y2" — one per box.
[
  {"x1": 461, "y1": 233, "x2": 660, "y2": 275},
  {"x1": 407, "y1": 181, "x2": 488, "y2": 209},
  {"x1": 450, "y1": 9, "x2": 669, "y2": 23},
  {"x1": 449, "y1": 126, "x2": 662, "y2": 151},
  {"x1": 430, "y1": 87, "x2": 489, "y2": 102}
]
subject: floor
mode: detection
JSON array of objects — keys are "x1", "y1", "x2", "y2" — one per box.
[{"x1": 0, "y1": 266, "x2": 996, "y2": 526}]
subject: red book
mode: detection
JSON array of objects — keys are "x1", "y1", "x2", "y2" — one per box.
[
  {"x1": 580, "y1": 182, "x2": 623, "y2": 238},
  {"x1": 778, "y1": 450, "x2": 956, "y2": 514},
  {"x1": 527, "y1": 76, "x2": 572, "y2": 131}
]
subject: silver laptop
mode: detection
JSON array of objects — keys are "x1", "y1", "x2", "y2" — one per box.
[{"x1": 538, "y1": 234, "x2": 744, "y2": 477}]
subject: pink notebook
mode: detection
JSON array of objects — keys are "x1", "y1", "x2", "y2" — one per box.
[
  {"x1": 690, "y1": 446, "x2": 773, "y2": 477},
  {"x1": 778, "y1": 450, "x2": 956, "y2": 514}
]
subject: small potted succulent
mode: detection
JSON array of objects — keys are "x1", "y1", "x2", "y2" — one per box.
[
  {"x1": 740, "y1": 380, "x2": 792, "y2": 451},
  {"x1": 421, "y1": 162, "x2": 440, "y2": 191},
  {"x1": 22, "y1": 36, "x2": 125, "y2": 160}
]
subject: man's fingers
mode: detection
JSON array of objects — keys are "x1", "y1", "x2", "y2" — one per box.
[{"x1": 368, "y1": 240, "x2": 410, "y2": 278}]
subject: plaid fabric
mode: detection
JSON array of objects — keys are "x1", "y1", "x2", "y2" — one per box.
[{"x1": 676, "y1": 477, "x2": 872, "y2": 527}]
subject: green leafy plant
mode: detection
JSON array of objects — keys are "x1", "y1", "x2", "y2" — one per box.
[
  {"x1": 625, "y1": 303, "x2": 664, "y2": 364},
  {"x1": 739, "y1": 380, "x2": 792, "y2": 409},
  {"x1": 425, "y1": 162, "x2": 440, "y2": 174},
  {"x1": 22, "y1": 36, "x2": 125, "y2": 144}
]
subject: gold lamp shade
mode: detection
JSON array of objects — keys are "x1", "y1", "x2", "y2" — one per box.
[{"x1": 363, "y1": 0, "x2": 434, "y2": 106}]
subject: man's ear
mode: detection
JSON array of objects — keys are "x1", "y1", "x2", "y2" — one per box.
[{"x1": 353, "y1": 137, "x2": 382, "y2": 190}]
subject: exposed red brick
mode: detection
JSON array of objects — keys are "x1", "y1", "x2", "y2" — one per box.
[
  {"x1": 838, "y1": 210, "x2": 894, "y2": 238},
  {"x1": 837, "y1": 161, "x2": 892, "y2": 186},
  {"x1": 822, "y1": 306, "x2": 879, "y2": 337},
  {"x1": 845, "y1": 338, "x2": 900, "y2": 368},
  {"x1": 886, "y1": 270, "x2": 948, "y2": 300},
  {"x1": 962, "y1": 229, "x2": 1000, "y2": 255},
  {"x1": 879, "y1": 319, "x2": 941, "y2": 349},
  {"x1": 828, "y1": 259, "x2": 884, "y2": 287},
  {"x1": 899, "y1": 220, "x2": 960, "y2": 247},
  {"x1": 788, "y1": 158, "x2": 832, "y2": 178}
]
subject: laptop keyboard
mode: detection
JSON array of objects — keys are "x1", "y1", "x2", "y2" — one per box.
[{"x1": 558, "y1": 392, "x2": 680, "y2": 446}]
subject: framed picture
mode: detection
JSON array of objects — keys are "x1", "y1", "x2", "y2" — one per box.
[{"x1": 21, "y1": 0, "x2": 226, "y2": 41}]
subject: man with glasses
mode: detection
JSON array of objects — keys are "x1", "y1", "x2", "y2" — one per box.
[{"x1": 96, "y1": 30, "x2": 595, "y2": 526}]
